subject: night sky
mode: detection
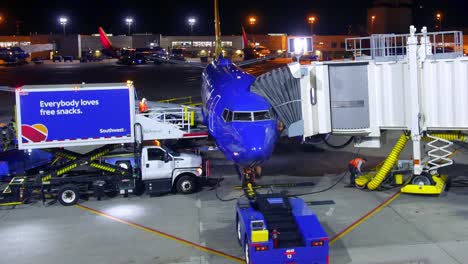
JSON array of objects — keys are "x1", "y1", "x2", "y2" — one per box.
[{"x1": 0, "y1": 0, "x2": 467, "y2": 36}]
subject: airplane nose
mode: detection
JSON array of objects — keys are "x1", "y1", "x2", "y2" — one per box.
[{"x1": 232, "y1": 122, "x2": 278, "y2": 167}]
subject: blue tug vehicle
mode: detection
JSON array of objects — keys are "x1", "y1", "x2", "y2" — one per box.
[{"x1": 236, "y1": 187, "x2": 329, "y2": 264}]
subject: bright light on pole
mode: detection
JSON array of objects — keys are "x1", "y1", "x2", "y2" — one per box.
[
  {"x1": 371, "y1": 15, "x2": 376, "y2": 34},
  {"x1": 187, "y1": 17, "x2": 196, "y2": 34},
  {"x1": 125, "y1": 17, "x2": 133, "y2": 36},
  {"x1": 247, "y1": 16, "x2": 257, "y2": 43},
  {"x1": 59, "y1": 17, "x2": 68, "y2": 35},
  {"x1": 308, "y1": 16, "x2": 316, "y2": 35},
  {"x1": 435, "y1": 12, "x2": 442, "y2": 31}
]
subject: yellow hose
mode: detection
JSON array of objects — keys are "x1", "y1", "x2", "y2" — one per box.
[
  {"x1": 425, "y1": 133, "x2": 467, "y2": 143},
  {"x1": 367, "y1": 134, "x2": 408, "y2": 190},
  {"x1": 357, "y1": 132, "x2": 464, "y2": 190},
  {"x1": 355, "y1": 172, "x2": 375, "y2": 187}
]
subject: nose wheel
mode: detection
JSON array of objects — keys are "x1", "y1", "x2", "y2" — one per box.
[{"x1": 241, "y1": 168, "x2": 256, "y2": 187}]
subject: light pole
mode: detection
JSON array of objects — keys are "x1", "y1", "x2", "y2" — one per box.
[
  {"x1": 371, "y1": 15, "x2": 376, "y2": 34},
  {"x1": 59, "y1": 17, "x2": 68, "y2": 35},
  {"x1": 187, "y1": 17, "x2": 196, "y2": 34},
  {"x1": 435, "y1": 12, "x2": 442, "y2": 31},
  {"x1": 125, "y1": 17, "x2": 133, "y2": 36},
  {"x1": 308, "y1": 16, "x2": 316, "y2": 35},
  {"x1": 248, "y1": 16, "x2": 257, "y2": 43}
]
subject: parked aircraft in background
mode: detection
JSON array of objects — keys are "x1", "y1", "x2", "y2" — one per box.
[{"x1": 98, "y1": 27, "x2": 168, "y2": 63}]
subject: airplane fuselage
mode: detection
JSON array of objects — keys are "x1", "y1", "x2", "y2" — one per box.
[{"x1": 201, "y1": 58, "x2": 278, "y2": 168}]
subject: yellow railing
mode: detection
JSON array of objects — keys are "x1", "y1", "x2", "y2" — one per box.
[{"x1": 158, "y1": 96, "x2": 202, "y2": 107}]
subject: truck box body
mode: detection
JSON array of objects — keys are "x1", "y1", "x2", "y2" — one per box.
[{"x1": 15, "y1": 83, "x2": 135, "y2": 149}]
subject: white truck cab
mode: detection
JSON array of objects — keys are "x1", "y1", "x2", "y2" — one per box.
[
  {"x1": 140, "y1": 145, "x2": 203, "y2": 195},
  {"x1": 102, "y1": 144, "x2": 204, "y2": 196}
]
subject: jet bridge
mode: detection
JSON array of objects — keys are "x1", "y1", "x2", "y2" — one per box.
[{"x1": 252, "y1": 26, "x2": 468, "y2": 191}]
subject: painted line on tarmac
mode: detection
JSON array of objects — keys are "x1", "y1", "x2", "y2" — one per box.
[
  {"x1": 233, "y1": 181, "x2": 316, "y2": 190},
  {"x1": 75, "y1": 204, "x2": 245, "y2": 263},
  {"x1": 330, "y1": 191, "x2": 401, "y2": 245}
]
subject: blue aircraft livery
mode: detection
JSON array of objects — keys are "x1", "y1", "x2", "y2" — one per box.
[
  {"x1": 201, "y1": 58, "x2": 279, "y2": 168},
  {"x1": 18, "y1": 88, "x2": 132, "y2": 146}
]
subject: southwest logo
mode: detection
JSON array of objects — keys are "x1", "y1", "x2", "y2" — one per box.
[{"x1": 22, "y1": 124, "x2": 48, "y2": 143}]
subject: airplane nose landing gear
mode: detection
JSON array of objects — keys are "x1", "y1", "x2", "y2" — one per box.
[{"x1": 238, "y1": 166, "x2": 262, "y2": 188}]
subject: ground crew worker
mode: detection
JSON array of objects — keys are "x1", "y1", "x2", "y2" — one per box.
[
  {"x1": 347, "y1": 157, "x2": 367, "y2": 187},
  {"x1": 139, "y1": 98, "x2": 149, "y2": 113}
]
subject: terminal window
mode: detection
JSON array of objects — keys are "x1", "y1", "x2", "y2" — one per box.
[
  {"x1": 172, "y1": 41, "x2": 191, "y2": 47},
  {"x1": 193, "y1": 41, "x2": 213, "y2": 47},
  {"x1": 221, "y1": 41, "x2": 233, "y2": 47},
  {"x1": 0, "y1": 41, "x2": 31, "y2": 48}
]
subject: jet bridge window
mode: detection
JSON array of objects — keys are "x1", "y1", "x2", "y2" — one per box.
[
  {"x1": 233, "y1": 112, "x2": 253, "y2": 121},
  {"x1": 253, "y1": 111, "x2": 271, "y2": 121}
]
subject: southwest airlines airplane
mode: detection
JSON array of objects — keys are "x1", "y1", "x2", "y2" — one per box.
[{"x1": 200, "y1": 0, "x2": 279, "y2": 180}]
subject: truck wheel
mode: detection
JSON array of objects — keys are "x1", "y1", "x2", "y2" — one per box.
[
  {"x1": 176, "y1": 175, "x2": 197, "y2": 194},
  {"x1": 244, "y1": 238, "x2": 251, "y2": 264},
  {"x1": 411, "y1": 173, "x2": 435, "y2": 186},
  {"x1": 57, "y1": 184, "x2": 80, "y2": 206}
]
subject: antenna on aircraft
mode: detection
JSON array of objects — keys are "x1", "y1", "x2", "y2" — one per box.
[{"x1": 214, "y1": 0, "x2": 222, "y2": 59}]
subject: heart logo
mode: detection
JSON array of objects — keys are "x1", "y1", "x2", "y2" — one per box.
[{"x1": 22, "y1": 124, "x2": 48, "y2": 143}]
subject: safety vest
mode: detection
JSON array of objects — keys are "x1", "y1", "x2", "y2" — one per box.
[
  {"x1": 349, "y1": 158, "x2": 365, "y2": 168},
  {"x1": 139, "y1": 102, "x2": 148, "y2": 113}
]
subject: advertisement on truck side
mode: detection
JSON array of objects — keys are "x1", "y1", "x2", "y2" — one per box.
[{"x1": 16, "y1": 84, "x2": 135, "y2": 149}]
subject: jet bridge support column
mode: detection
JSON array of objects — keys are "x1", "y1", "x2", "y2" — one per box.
[{"x1": 407, "y1": 26, "x2": 423, "y2": 176}]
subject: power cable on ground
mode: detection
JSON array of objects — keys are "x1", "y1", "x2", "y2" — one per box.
[
  {"x1": 214, "y1": 164, "x2": 243, "y2": 202},
  {"x1": 288, "y1": 148, "x2": 361, "y2": 197}
]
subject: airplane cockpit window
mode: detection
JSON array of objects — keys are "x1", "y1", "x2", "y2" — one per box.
[
  {"x1": 222, "y1": 109, "x2": 229, "y2": 121},
  {"x1": 233, "y1": 112, "x2": 253, "y2": 121},
  {"x1": 253, "y1": 111, "x2": 271, "y2": 121},
  {"x1": 222, "y1": 109, "x2": 233, "y2": 122},
  {"x1": 231, "y1": 110, "x2": 272, "y2": 122}
]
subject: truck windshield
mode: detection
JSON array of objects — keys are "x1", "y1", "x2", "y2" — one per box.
[{"x1": 162, "y1": 146, "x2": 180, "y2": 157}]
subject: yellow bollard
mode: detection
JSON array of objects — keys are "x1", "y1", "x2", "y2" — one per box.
[{"x1": 190, "y1": 112, "x2": 195, "y2": 126}]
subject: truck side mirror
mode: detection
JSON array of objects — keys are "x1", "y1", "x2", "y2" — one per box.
[{"x1": 164, "y1": 153, "x2": 171, "y2": 163}]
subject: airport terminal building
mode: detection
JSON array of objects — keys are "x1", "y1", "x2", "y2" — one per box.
[{"x1": 2, "y1": 32, "x2": 467, "y2": 60}]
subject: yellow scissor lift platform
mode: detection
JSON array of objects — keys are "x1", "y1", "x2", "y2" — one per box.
[{"x1": 355, "y1": 132, "x2": 465, "y2": 195}]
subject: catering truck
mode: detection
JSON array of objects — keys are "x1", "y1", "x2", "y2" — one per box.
[{"x1": 0, "y1": 82, "x2": 208, "y2": 206}]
